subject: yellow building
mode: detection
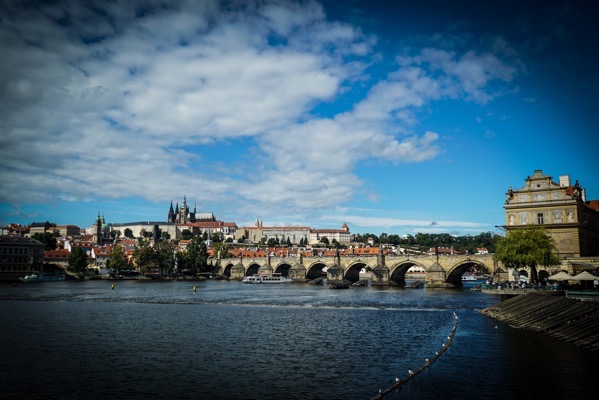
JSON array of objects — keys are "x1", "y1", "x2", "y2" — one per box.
[{"x1": 503, "y1": 170, "x2": 599, "y2": 258}]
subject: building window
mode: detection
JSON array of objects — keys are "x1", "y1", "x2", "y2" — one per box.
[{"x1": 537, "y1": 213, "x2": 544, "y2": 224}]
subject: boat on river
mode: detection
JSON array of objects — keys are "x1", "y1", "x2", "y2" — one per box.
[
  {"x1": 242, "y1": 273, "x2": 293, "y2": 284},
  {"x1": 462, "y1": 273, "x2": 486, "y2": 281},
  {"x1": 20, "y1": 272, "x2": 66, "y2": 282}
]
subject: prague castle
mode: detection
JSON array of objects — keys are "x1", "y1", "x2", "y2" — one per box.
[{"x1": 167, "y1": 196, "x2": 216, "y2": 224}]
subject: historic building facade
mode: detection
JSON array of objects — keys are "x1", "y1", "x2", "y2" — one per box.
[
  {"x1": 0, "y1": 235, "x2": 45, "y2": 280},
  {"x1": 309, "y1": 223, "x2": 351, "y2": 245},
  {"x1": 234, "y1": 218, "x2": 350, "y2": 245},
  {"x1": 503, "y1": 170, "x2": 599, "y2": 258},
  {"x1": 234, "y1": 218, "x2": 312, "y2": 244}
]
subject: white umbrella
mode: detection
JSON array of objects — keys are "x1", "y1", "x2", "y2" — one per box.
[
  {"x1": 572, "y1": 271, "x2": 598, "y2": 281},
  {"x1": 548, "y1": 271, "x2": 574, "y2": 281}
]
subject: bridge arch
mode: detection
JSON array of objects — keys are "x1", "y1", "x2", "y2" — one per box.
[
  {"x1": 446, "y1": 260, "x2": 489, "y2": 287},
  {"x1": 389, "y1": 261, "x2": 427, "y2": 286},
  {"x1": 222, "y1": 262, "x2": 235, "y2": 277},
  {"x1": 274, "y1": 262, "x2": 293, "y2": 277},
  {"x1": 344, "y1": 261, "x2": 368, "y2": 283},
  {"x1": 246, "y1": 263, "x2": 262, "y2": 276},
  {"x1": 306, "y1": 262, "x2": 327, "y2": 280}
]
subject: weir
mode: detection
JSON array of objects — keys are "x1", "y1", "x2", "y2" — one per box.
[{"x1": 370, "y1": 312, "x2": 459, "y2": 399}]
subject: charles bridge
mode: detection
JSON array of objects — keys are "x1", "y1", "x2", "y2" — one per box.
[{"x1": 215, "y1": 249, "x2": 503, "y2": 287}]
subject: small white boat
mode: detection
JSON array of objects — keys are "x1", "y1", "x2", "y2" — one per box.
[
  {"x1": 242, "y1": 273, "x2": 292, "y2": 284},
  {"x1": 461, "y1": 274, "x2": 478, "y2": 281},
  {"x1": 20, "y1": 272, "x2": 66, "y2": 282}
]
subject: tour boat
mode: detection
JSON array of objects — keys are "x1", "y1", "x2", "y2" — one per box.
[
  {"x1": 20, "y1": 272, "x2": 66, "y2": 282},
  {"x1": 461, "y1": 274, "x2": 478, "y2": 281},
  {"x1": 242, "y1": 273, "x2": 293, "y2": 284}
]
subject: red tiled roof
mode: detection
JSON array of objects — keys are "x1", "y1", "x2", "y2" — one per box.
[
  {"x1": 44, "y1": 249, "x2": 70, "y2": 259},
  {"x1": 586, "y1": 200, "x2": 599, "y2": 211}
]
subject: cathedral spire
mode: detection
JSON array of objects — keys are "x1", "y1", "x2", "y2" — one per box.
[
  {"x1": 96, "y1": 212, "x2": 102, "y2": 245},
  {"x1": 168, "y1": 200, "x2": 175, "y2": 223}
]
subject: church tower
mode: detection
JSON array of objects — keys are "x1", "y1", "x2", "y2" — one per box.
[
  {"x1": 179, "y1": 196, "x2": 189, "y2": 223},
  {"x1": 167, "y1": 201, "x2": 175, "y2": 223},
  {"x1": 95, "y1": 212, "x2": 102, "y2": 245}
]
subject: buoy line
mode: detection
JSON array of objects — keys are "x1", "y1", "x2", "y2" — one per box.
[{"x1": 370, "y1": 312, "x2": 459, "y2": 400}]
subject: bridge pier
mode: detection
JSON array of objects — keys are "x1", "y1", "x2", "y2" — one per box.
[
  {"x1": 370, "y1": 246, "x2": 389, "y2": 285},
  {"x1": 288, "y1": 253, "x2": 306, "y2": 281},
  {"x1": 230, "y1": 262, "x2": 245, "y2": 280},
  {"x1": 370, "y1": 265, "x2": 389, "y2": 285},
  {"x1": 425, "y1": 261, "x2": 454, "y2": 288},
  {"x1": 327, "y1": 264, "x2": 345, "y2": 283}
]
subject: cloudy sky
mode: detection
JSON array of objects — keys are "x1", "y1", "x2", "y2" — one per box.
[{"x1": 1, "y1": 0, "x2": 597, "y2": 235}]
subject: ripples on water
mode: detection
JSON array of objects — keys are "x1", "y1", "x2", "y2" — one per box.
[{"x1": 0, "y1": 280, "x2": 596, "y2": 400}]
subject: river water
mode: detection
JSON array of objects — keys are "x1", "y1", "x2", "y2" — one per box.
[{"x1": 0, "y1": 280, "x2": 596, "y2": 400}]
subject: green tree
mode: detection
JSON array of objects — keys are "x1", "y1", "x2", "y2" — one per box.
[
  {"x1": 133, "y1": 240, "x2": 155, "y2": 273},
  {"x1": 175, "y1": 251, "x2": 187, "y2": 273},
  {"x1": 213, "y1": 242, "x2": 230, "y2": 259},
  {"x1": 31, "y1": 232, "x2": 57, "y2": 250},
  {"x1": 180, "y1": 229, "x2": 193, "y2": 240},
  {"x1": 124, "y1": 228, "x2": 134, "y2": 239},
  {"x1": 108, "y1": 244, "x2": 128, "y2": 275},
  {"x1": 110, "y1": 230, "x2": 122, "y2": 240},
  {"x1": 186, "y1": 236, "x2": 208, "y2": 273},
  {"x1": 67, "y1": 246, "x2": 88, "y2": 273},
  {"x1": 211, "y1": 232, "x2": 222, "y2": 243},
  {"x1": 320, "y1": 236, "x2": 329, "y2": 246},
  {"x1": 154, "y1": 240, "x2": 176, "y2": 275},
  {"x1": 161, "y1": 231, "x2": 171, "y2": 240},
  {"x1": 494, "y1": 227, "x2": 560, "y2": 283}
]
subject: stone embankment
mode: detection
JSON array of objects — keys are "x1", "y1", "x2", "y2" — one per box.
[{"x1": 481, "y1": 293, "x2": 599, "y2": 351}]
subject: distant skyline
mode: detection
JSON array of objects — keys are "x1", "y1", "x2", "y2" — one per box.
[{"x1": 1, "y1": 0, "x2": 597, "y2": 235}]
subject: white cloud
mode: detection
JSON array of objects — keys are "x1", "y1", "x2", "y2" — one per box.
[
  {"x1": 319, "y1": 214, "x2": 488, "y2": 230},
  {"x1": 0, "y1": 0, "x2": 520, "y2": 224}
]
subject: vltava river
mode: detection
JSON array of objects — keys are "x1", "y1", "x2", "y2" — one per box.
[{"x1": 0, "y1": 280, "x2": 596, "y2": 400}]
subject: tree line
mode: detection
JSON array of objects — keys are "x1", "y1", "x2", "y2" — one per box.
[{"x1": 351, "y1": 231, "x2": 502, "y2": 253}]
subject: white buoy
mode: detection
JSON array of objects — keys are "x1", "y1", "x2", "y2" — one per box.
[{"x1": 408, "y1": 369, "x2": 414, "y2": 376}]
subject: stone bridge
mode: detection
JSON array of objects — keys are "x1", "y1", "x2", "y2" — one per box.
[{"x1": 215, "y1": 250, "x2": 502, "y2": 287}]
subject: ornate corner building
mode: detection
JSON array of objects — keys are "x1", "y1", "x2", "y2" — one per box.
[{"x1": 503, "y1": 170, "x2": 599, "y2": 258}]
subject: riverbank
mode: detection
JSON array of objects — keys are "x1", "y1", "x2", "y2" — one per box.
[{"x1": 480, "y1": 293, "x2": 599, "y2": 352}]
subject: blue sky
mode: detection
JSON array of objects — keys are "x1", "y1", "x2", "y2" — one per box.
[{"x1": 1, "y1": 0, "x2": 597, "y2": 236}]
